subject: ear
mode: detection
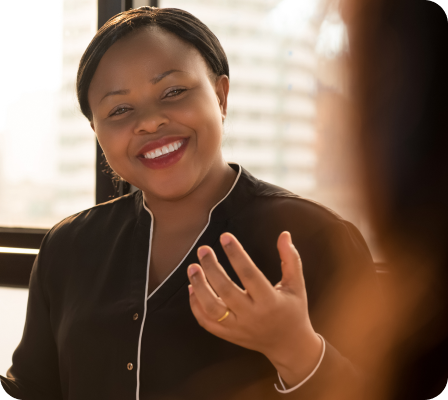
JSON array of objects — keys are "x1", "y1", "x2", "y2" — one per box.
[
  {"x1": 215, "y1": 75, "x2": 229, "y2": 121},
  {"x1": 90, "y1": 121, "x2": 96, "y2": 132}
]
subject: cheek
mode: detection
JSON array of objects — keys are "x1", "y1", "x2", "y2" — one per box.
[
  {"x1": 198, "y1": 104, "x2": 223, "y2": 150},
  {"x1": 175, "y1": 88, "x2": 222, "y2": 127},
  {"x1": 174, "y1": 98, "x2": 223, "y2": 147},
  {"x1": 95, "y1": 124, "x2": 131, "y2": 169}
]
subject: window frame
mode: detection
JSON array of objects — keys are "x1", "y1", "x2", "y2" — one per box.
[{"x1": 0, "y1": 0, "x2": 159, "y2": 288}]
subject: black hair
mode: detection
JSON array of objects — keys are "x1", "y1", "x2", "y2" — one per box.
[{"x1": 76, "y1": 6, "x2": 229, "y2": 121}]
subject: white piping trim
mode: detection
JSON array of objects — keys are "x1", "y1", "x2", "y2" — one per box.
[
  {"x1": 274, "y1": 334, "x2": 326, "y2": 394},
  {"x1": 135, "y1": 207, "x2": 154, "y2": 400},
  {"x1": 135, "y1": 163, "x2": 242, "y2": 400}
]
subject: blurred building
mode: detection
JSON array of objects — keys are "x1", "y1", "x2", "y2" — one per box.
[
  {"x1": 55, "y1": 0, "x2": 97, "y2": 219},
  {"x1": 0, "y1": 0, "x2": 96, "y2": 228}
]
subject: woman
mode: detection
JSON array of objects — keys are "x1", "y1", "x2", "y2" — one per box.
[{"x1": 1, "y1": 7, "x2": 381, "y2": 400}]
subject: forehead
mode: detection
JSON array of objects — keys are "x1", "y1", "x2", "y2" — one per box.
[{"x1": 89, "y1": 27, "x2": 210, "y2": 98}]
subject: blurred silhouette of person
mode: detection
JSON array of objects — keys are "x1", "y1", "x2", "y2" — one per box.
[{"x1": 343, "y1": 0, "x2": 448, "y2": 398}]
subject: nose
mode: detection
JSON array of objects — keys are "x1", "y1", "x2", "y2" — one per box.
[{"x1": 133, "y1": 106, "x2": 169, "y2": 135}]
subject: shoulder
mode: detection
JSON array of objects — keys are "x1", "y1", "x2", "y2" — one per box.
[
  {"x1": 242, "y1": 176, "x2": 350, "y2": 234},
  {"x1": 33, "y1": 191, "x2": 144, "y2": 290},
  {"x1": 43, "y1": 191, "x2": 142, "y2": 248},
  {"x1": 235, "y1": 170, "x2": 371, "y2": 258}
]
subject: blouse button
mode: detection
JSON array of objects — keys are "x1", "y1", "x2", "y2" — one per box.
[
  {"x1": 127, "y1": 363, "x2": 133, "y2": 371},
  {"x1": 133, "y1": 313, "x2": 139, "y2": 321}
]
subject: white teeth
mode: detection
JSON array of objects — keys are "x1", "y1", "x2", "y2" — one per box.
[{"x1": 143, "y1": 139, "x2": 184, "y2": 160}]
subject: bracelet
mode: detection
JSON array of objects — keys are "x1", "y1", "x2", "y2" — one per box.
[{"x1": 274, "y1": 334, "x2": 326, "y2": 394}]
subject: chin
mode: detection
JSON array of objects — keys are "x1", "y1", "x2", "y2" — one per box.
[
  {"x1": 148, "y1": 186, "x2": 196, "y2": 202},
  {"x1": 141, "y1": 175, "x2": 199, "y2": 202}
]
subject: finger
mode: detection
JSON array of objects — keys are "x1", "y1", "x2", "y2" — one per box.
[
  {"x1": 197, "y1": 246, "x2": 248, "y2": 311},
  {"x1": 220, "y1": 233, "x2": 274, "y2": 301},
  {"x1": 187, "y1": 264, "x2": 229, "y2": 320},
  {"x1": 188, "y1": 285, "x2": 233, "y2": 336},
  {"x1": 277, "y1": 231, "x2": 305, "y2": 293}
]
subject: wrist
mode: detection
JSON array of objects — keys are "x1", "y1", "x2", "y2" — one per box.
[{"x1": 266, "y1": 330, "x2": 324, "y2": 388}]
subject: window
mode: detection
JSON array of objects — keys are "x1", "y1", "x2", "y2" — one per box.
[
  {"x1": 0, "y1": 287, "x2": 28, "y2": 377},
  {"x1": 0, "y1": 0, "x2": 98, "y2": 229}
]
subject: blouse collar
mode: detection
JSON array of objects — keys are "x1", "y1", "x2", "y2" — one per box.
[{"x1": 137, "y1": 163, "x2": 258, "y2": 225}]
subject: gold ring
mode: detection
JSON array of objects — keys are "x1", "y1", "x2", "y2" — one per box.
[{"x1": 217, "y1": 310, "x2": 230, "y2": 322}]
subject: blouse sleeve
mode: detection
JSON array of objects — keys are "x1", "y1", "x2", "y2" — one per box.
[{"x1": 0, "y1": 237, "x2": 63, "y2": 400}]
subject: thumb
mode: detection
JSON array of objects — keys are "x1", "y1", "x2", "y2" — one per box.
[{"x1": 277, "y1": 231, "x2": 305, "y2": 291}]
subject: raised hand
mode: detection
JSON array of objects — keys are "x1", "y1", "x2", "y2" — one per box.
[{"x1": 187, "y1": 231, "x2": 323, "y2": 387}]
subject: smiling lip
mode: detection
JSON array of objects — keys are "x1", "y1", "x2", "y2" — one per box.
[{"x1": 137, "y1": 136, "x2": 189, "y2": 170}]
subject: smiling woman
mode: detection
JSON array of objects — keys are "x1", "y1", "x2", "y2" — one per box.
[{"x1": 0, "y1": 7, "x2": 383, "y2": 400}]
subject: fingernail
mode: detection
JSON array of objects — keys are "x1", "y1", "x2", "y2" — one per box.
[
  {"x1": 188, "y1": 265, "x2": 199, "y2": 277},
  {"x1": 220, "y1": 233, "x2": 231, "y2": 246},
  {"x1": 198, "y1": 247, "x2": 209, "y2": 260},
  {"x1": 188, "y1": 285, "x2": 194, "y2": 295}
]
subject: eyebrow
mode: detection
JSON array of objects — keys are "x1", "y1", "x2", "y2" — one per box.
[
  {"x1": 150, "y1": 69, "x2": 183, "y2": 84},
  {"x1": 100, "y1": 70, "x2": 185, "y2": 103},
  {"x1": 100, "y1": 89, "x2": 130, "y2": 103}
]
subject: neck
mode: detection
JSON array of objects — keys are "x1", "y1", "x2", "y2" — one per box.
[{"x1": 143, "y1": 159, "x2": 237, "y2": 225}]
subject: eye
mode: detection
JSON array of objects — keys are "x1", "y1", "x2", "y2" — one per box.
[
  {"x1": 165, "y1": 88, "x2": 186, "y2": 98},
  {"x1": 110, "y1": 107, "x2": 131, "y2": 117}
]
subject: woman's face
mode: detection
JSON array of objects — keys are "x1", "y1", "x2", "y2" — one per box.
[{"x1": 88, "y1": 27, "x2": 229, "y2": 201}]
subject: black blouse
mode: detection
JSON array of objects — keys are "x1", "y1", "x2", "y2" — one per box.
[{"x1": 1, "y1": 164, "x2": 381, "y2": 400}]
